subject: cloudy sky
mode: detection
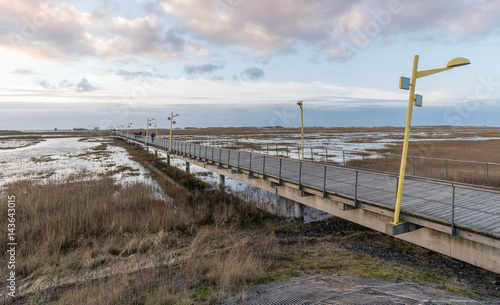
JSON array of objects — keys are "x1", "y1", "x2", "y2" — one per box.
[{"x1": 1, "y1": 0, "x2": 499, "y2": 130}]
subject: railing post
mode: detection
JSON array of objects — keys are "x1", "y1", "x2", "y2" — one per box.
[
  {"x1": 263, "y1": 155, "x2": 266, "y2": 178},
  {"x1": 297, "y1": 147, "x2": 300, "y2": 159},
  {"x1": 412, "y1": 156, "x2": 415, "y2": 176},
  {"x1": 323, "y1": 165, "x2": 327, "y2": 197},
  {"x1": 276, "y1": 145, "x2": 279, "y2": 156},
  {"x1": 326, "y1": 149, "x2": 328, "y2": 163},
  {"x1": 211, "y1": 147, "x2": 214, "y2": 164},
  {"x1": 343, "y1": 151, "x2": 346, "y2": 166},
  {"x1": 298, "y1": 162, "x2": 302, "y2": 189},
  {"x1": 355, "y1": 171, "x2": 359, "y2": 207},
  {"x1": 310, "y1": 147, "x2": 313, "y2": 161},
  {"x1": 227, "y1": 150, "x2": 231, "y2": 168},
  {"x1": 218, "y1": 148, "x2": 222, "y2": 167},
  {"x1": 362, "y1": 153, "x2": 365, "y2": 169},
  {"x1": 452, "y1": 185, "x2": 457, "y2": 236},
  {"x1": 286, "y1": 146, "x2": 289, "y2": 158},
  {"x1": 237, "y1": 151, "x2": 241, "y2": 172},
  {"x1": 385, "y1": 155, "x2": 388, "y2": 172},
  {"x1": 445, "y1": 159, "x2": 449, "y2": 180},
  {"x1": 249, "y1": 153, "x2": 252, "y2": 177},
  {"x1": 279, "y1": 159, "x2": 282, "y2": 184},
  {"x1": 486, "y1": 162, "x2": 490, "y2": 187}
]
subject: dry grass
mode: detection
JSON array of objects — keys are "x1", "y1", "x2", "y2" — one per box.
[{"x1": 0, "y1": 139, "x2": 278, "y2": 304}]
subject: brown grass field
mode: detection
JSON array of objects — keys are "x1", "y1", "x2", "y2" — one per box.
[
  {"x1": 358, "y1": 139, "x2": 500, "y2": 187},
  {"x1": 1, "y1": 130, "x2": 500, "y2": 304}
]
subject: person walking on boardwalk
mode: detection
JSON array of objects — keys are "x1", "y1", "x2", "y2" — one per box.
[
  {"x1": 139, "y1": 131, "x2": 143, "y2": 138},
  {"x1": 151, "y1": 132, "x2": 156, "y2": 143}
]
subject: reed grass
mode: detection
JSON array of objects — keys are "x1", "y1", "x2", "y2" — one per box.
[
  {"x1": 351, "y1": 139, "x2": 500, "y2": 188},
  {"x1": 0, "y1": 141, "x2": 278, "y2": 304}
]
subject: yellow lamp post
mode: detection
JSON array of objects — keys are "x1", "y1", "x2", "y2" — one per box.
[
  {"x1": 145, "y1": 118, "x2": 156, "y2": 146},
  {"x1": 168, "y1": 112, "x2": 179, "y2": 152},
  {"x1": 297, "y1": 101, "x2": 304, "y2": 160},
  {"x1": 391, "y1": 55, "x2": 470, "y2": 225},
  {"x1": 126, "y1": 122, "x2": 132, "y2": 139}
]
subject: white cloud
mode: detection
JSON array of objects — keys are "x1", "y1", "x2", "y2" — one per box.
[
  {"x1": 2, "y1": 0, "x2": 499, "y2": 63},
  {"x1": 0, "y1": 0, "x2": 209, "y2": 61},
  {"x1": 159, "y1": 0, "x2": 500, "y2": 60}
]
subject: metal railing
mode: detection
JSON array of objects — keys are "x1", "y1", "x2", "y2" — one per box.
[{"x1": 170, "y1": 136, "x2": 500, "y2": 189}]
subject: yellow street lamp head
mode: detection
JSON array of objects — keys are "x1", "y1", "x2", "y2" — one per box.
[
  {"x1": 446, "y1": 57, "x2": 471, "y2": 68},
  {"x1": 297, "y1": 101, "x2": 302, "y2": 106}
]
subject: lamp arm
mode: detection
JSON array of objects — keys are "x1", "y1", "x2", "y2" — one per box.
[{"x1": 416, "y1": 67, "x2": 452, "y2": 79}]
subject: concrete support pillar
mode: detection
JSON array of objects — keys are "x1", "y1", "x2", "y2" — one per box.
[
  {"x1": 294, "y1": 201, "x2": 305, "y2": 221},
  {"x1": 167, "y1": 154, "x2": 171, "y2": 166},
  {"x1": 155, "y1": 150, "x2": 158, "y2": 158},
  {"x1": 185, "y1": 161, "x2": 190, "y2": 173},
  {"x1": 219, "y1": 174, "x2": 225, "y2": 190}
]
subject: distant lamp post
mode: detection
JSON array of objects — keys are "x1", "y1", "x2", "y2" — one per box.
[
  {"x1": 117, "y1": 125, "x2": 124, "y2": 136},
  {"x1": 145, "y1": 118, "x2": 156, "y2": 146},
  {"x1": 392, "y1": 55, "x2": 470, "y2": 226},
  {"x1": 297, "y1": 101, "x2": 304, "y2": 160},
  {"x1": 168, "y1": 112, "x2": 179, "y2": 152},
  {"x1": 126, "y1": 122, "x2": 132, "y2": 139}
]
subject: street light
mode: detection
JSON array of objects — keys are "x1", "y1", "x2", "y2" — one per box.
[
  {"x1": 154, "y1": 121, "x2": 158, "y2": 137},
  {"x1": 297, "y1": 101, "x2": 304, "y2": 160},
  {"x1": 117, "y1": 125, "x2": 124, "y2": 136},
  {"x1": 126, "y1": 122, "x2": 133, "y2": 139},
  {"x1": 145, "y1": 118, "x2": 156, "y2": 146},
  {"x1": 168, "y1": 112, "x2": 179, "y2": 152},
  {"x1": 391, "y1": 55, "x2": 470, "y2": 226}
]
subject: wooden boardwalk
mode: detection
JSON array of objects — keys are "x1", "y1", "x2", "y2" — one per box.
[{"x1": 130, "y1": 136, "x2": 500, "y2": 239}]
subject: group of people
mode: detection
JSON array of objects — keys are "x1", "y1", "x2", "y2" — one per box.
[{"x1": 132, "y1": 131, "x2": 156, "y2": 142}]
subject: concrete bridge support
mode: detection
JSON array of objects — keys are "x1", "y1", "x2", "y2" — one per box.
[
  {"x1": 185, "y1": 161, "x2": 190, "y2": 173},
  {"x1": 219, "y1": 174, "x2": 226, "y2": 191},
  {"x1": 294, "y1": 202, "x2": 305, "y2": 220}
]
